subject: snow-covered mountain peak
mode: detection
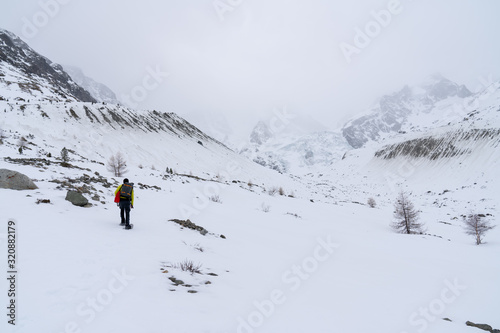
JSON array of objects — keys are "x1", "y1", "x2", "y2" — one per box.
[
  {"x1": 249, "y1": 120, "x2": 273, "y2": 145},
  {"x1": 421, "y1": 73, "x2": 472, "y2": 101},
  {"x1": 342, "y1": 75, "x2": 474, "y2": 148}
]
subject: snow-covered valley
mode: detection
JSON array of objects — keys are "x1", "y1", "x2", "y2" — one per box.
[{"x1": 0, "y1": 27, "x2": 499, "y2": 333}]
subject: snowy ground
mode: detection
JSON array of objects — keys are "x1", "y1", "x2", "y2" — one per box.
[
  {"x1": 0, "y1": 81, "x2": 499, "y2": 332},
  {"x1": 0, "y1": 141, "x2": 499, "y2": 333}
]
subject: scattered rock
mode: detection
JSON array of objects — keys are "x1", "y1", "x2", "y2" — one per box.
[
  {"x1": 187, "y1": 290, "x2": 198, "y2": 294},
  {"x1": 220, "y1": 234, "x2": 226, "y2": 239},
  {"x1": 207, "y1": 272, "x2": 218, "y2": 277},
  {"x1": 465, "y1": 321, "x2": 494, "y2": 332},
  {"x1": 137, "y1": 182, "x2": 161, "y2": 190},
  {"x1": 204, "y1": 281, "x2": 212, "y2": 285},
  {"x1": 36, "y1": 198, "x2": 51, "y2": 204},
  {"x1": 169, "y1": 219, "x2": 209, "y2": 236},
  {"x1": 168, "y1": 276, "x2": 184, "y2": 286},
  {"x1": 0, "y1": 169, "x2": 38, "y2": 190},
  {"x1": 65, "y1": 190, "x2": 89, "y2": 207}
]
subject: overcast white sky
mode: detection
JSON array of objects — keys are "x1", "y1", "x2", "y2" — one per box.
[{"x1": 1, "y1": 0, "x2": 500, "y2": 136}]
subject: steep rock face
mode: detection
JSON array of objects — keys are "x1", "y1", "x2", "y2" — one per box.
[
  {"x1": 342, "y1": 75, "x2": 472, "y2": 149},
  {"x1": 249, "y1": 121, "x2": 273, "y2": 145},
  {"x1": 0, "y1": 28, "x2": 95, "y2": 103},
  {"x1": 64, "y1": 65, "x2": 120, "y2": 104}
]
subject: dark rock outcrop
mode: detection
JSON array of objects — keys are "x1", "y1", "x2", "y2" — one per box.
[
  {"x1": 169, "y1": 219, "x2": 208, "y2": 236},
  {"x1": 0, "y1": 28, "x2": 96, "y2": 103},
  {"x1": 65, "y1": 190, "x2": 89, "y2": 207}
]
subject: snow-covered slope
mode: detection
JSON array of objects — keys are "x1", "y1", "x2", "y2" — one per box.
[
  {"x1": 64, "y1": 65, "x2": 120, "y2": 104},
  {"x1": 0, "y1": 99, "x2": 295, "y2": 189},
  {"x1": 311, "y1": 79, "x2": 500, "y2": 214},
  {"x1": 1, "y1": 128, "x2": 499, "y2": 333}
]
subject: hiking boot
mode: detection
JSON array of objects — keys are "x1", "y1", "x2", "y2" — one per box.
[
  {"x1": 125, "y1": 224, "x2": 132, "y2": 229},
  {"x1": 120, "y1": 222, "x2": 125, "y2": 226}
]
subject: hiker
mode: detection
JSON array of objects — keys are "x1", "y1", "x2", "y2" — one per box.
[{"x1": 114, "y1": 178, "x2": 134, "y2": 229}]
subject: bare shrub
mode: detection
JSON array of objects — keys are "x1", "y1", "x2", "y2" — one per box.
[
  {"x1": 182, "y1": 241, "x2": 205, "y2": 252},
  {"x1": 107, "y1": 152, "x2": 128, "y2": 177},
  {"x1": 268, "y1": 187, "x2": 279, "y2": 196},
  {"x1": 463, "y1": 213, "x2": 496, "y2": 245},
  {"x1": 193, "y1": 243, "x2": 205, "y2": 252},
  {"x1": 367, "y1": 197, "x2": 376, "y2": 208},
  {"x1": 209, "y1": 195, "x2": 222, "y2": 203},
  {"x1": 278, "y1": 187, "x2": 285, "y2": 196},
  {"x1": 175, "y1": 259, "x2": 203, "y2": 275}
]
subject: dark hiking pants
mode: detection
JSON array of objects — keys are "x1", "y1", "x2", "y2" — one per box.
[{"x1": 119, "y1": 200, "x2": 131, "y2": 225}]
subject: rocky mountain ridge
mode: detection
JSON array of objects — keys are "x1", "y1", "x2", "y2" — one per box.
[
  {"x1": 342, "y1": 74, "x2": 473, "y2": 149},
  {"x1": 0, "y1": 28, "x2": 95, "y2": 103}
]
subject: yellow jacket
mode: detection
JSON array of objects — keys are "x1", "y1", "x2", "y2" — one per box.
[{"x1": 114, "y1": 184, "x2": 134, "y2": 206}]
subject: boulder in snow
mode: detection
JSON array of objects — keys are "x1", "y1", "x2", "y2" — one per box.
[
  {"x1": 65, "y1": 190, "x2": 89, "y2": 207},
  {"x1": 0, "y1": 169, "x2": 38, "y2": 190}
]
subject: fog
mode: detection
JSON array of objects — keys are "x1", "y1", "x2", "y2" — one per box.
[{"x1": 2, "y1": 0, "x2": 500, "y2": 136}]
